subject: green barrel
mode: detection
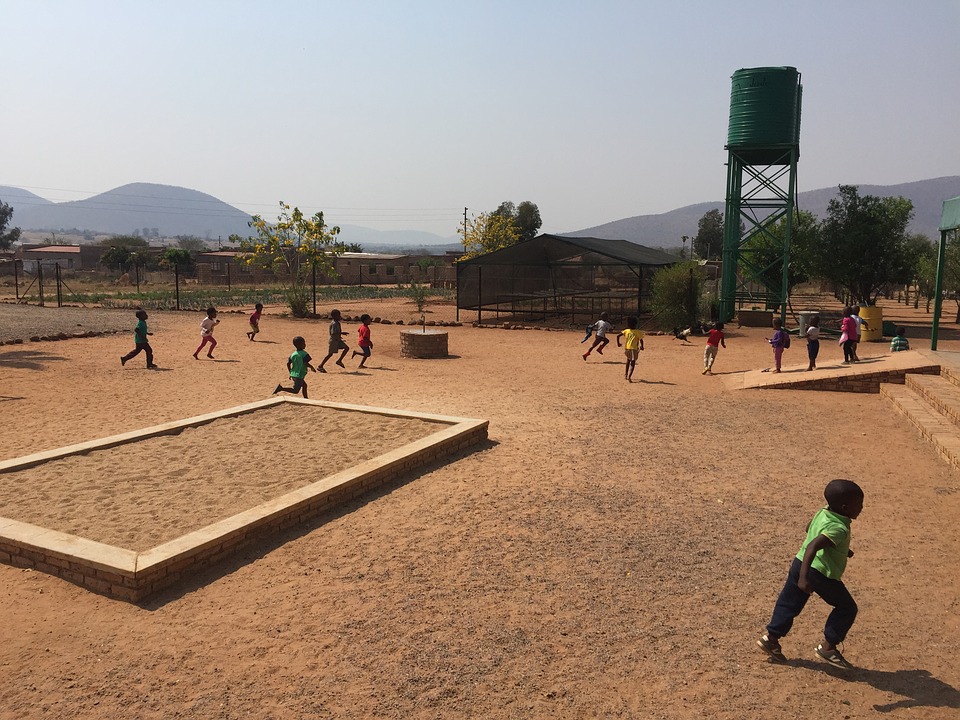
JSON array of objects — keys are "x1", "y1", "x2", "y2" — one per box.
[{"x1": 726, "y1": 67, "x2": 802, "y2": 163}]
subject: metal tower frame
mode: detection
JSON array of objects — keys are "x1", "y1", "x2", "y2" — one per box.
[{"x1": 718, "y1": 145, "x2": 798, "y2": 323}]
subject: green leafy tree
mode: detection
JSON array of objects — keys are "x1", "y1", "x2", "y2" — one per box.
[
  {"x1": 101, "y1": 234, "x2": 148, "y2": 249},
  {"x1": 161, "y1": 247, "x2": 193, "y2": 270},
  {"x1": 739, "y1": 210, "x2": 819, "y2": 297},
  {"x1": 693, "y1": 209, "x2": 724, "y2": 259},
  {"x1": 238, "y1": 202, "x2": 342, "y2": 317},
  {"x1": 813, "y1": 185, "x2": 914, "y2": 306},
  {"x1": 0, "y1": 202, "x2": 22, "y2": 250},
  {"x1": 101, "y1": 245, "x2": 132, "y2": 271},
  {"x1": 490, "y1": 200, "x2": 542, "y2": 243},
  {"x1": 176, "y1": 236, "x2": 209, "y2": 255},
  {"x1": 130, "y1": 249, "x2": 157, "y2": 272},
  {"x1": 459, "y1": 211, "x2": 520, "y2": 260},
  {"x1": 651, "y1": 261, "x2": 708, "y2": 330},
  {"x1": 334, "y1": 241, "x2": 364, "y2": 253}
]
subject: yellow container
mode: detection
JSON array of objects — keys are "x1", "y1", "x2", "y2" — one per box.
[{"x1": 858, "y1": 305, "x2": 883, "y2": 342}]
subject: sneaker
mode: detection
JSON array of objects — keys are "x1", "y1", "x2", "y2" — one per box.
[
  {"x1": 815, "y1": 643, "x2": 853, "y2": 669},
  {"x1": 120, "y1": 356, "x2": 127, "y2": 366},
  {"x1": 702, "y1": 367, "x2": 709, "y2": 375},
  {"x1": 582, "y1": 353, "x2": 589, "y2": 361},
  {"x1": 147, "y1": 364, "x2": 158, "y2": 369},
  {"x1": 273, "y1": 384, "x2": 283, "y2": 394},
  {"x1": 756, "y1": 634, "x2": 785, "y2": 662}
]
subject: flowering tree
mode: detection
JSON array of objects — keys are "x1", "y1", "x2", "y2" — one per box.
[
  {"x1": 458, "y1": 211, "x2": 519, "y2": 261},
  {"x1": 238, "y1": 202, "x2": 342, "y2": 316}
]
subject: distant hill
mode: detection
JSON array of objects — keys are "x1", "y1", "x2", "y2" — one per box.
[
  {"x1": 568, "y1": 176, "x2": 960, "y2": 248},
  {"x1": 0, "y1": 183, "x2": 254, "y2": 240}
]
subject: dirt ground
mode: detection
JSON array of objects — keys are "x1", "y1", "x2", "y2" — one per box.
[{"x1": 1, "y1": 297, "x2": 958, "y2": 719}]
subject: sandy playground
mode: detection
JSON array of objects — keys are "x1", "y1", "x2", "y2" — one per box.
[{"x1": 0, "y1": 297, "x2": 958, "y2": 719}]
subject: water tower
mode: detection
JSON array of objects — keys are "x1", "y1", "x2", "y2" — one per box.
[{"x1": 718, "y1": 67, "x2": 802, "y2": 322}]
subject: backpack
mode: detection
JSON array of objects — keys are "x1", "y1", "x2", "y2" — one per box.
[{"x1": 782, "y1": 332, "x2": 791, "y2": 349}]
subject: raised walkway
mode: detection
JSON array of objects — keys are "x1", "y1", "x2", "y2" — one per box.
[{"x1": 733, "y1": 349, "x2": 960, "y2": 473}]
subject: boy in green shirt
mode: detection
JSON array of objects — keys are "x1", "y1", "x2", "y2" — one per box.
[
  {"x1": 120, "y1": 309, "x2": 157, "y2": 369},
  {"x1": 756, "y1": 479, "x2": 864, "y2": 669},
  {"x1": 273, "y1": 336, "x2": 315, "y2": 399}
]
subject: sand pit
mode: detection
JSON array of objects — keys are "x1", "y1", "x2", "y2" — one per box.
[{"x1": 0, "y1": 402, "x2": 445, "y2": 549}]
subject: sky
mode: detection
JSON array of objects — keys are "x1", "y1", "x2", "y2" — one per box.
[{"x1": 2, "y1": 0, "x2": 958, "y2": 239}]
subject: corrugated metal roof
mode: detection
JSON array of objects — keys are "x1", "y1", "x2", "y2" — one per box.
[{"x1": 25, "y1": 245, "x2": 81, "y2": 253}]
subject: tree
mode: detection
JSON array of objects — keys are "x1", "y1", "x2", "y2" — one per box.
[
  {"x1": 651, "y1": 261, "x2": 708, "y2": 330},
  {"x1": 334, "y1": 241, "x2": 364, "y2": 253},
  {"x1": 739, "y1": 210, "x2": 819, "y2": 297},
  {"x1": 813, "y1": 185, "x2": 914, "y2": 306},
  {"x1": 238, "y1": 202, "x2": 342, "y2": 317},
  {"x1": 161, "y1": 247, "x2": 193, "y2": 270},
  {"x1": 459, "y1": 211, "x2": 519, "y2": 260},
  {"x1": 0, "y1": 201, "x2": 22, "y2": 251},
  {"x1": 101, "y1": 234, "x2": 148, "y2": 249},
  {"x1": 176, "y1": 236, "x2": 208, "y2": 255},
  {"x1": 693, "y1": 209, "x2": 724, "y2": 259},
  {"x1": 489, "y1": 200, "x2": 542, "y2": 243},
  {"x1": 101, "y1": 245, "x2": 132, "y2": 271},
  {"x1": 515, "y1": 201, "x2": 542, "y2": 242}
]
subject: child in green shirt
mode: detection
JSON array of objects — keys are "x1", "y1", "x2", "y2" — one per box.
[
  {"x1": 756, "y1": 479, "x2": 864, "y2": 669},
  {"x1": 120, "y1": 309, "x2": 157, "y2": 369},
  {"x1": 274, "y1": 336, "x2": 315, "y2": 399}
]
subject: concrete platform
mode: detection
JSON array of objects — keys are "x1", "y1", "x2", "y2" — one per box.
[{"x1": 733, "y1": 350, "x2": 941, "y2": 393}]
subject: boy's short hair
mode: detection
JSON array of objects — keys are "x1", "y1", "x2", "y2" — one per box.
[
  {"x1": 626, "y1": 316, "x2": 638, "y2": 329},
  {"x1": 331, "y1": 309, "x2": 341, "y2": 319},
  {"x1": 361, "y1": 313, "x2": 372, "y2": 323},
  {"x1": 292, "y1": 336, "x2": 305, "y2": 348},
  {"x1": 897, "y1": 326, "x2": 907, "y2": 336},
  {"x1": 599, "y1": 312, "x2": 609, "y2": 320},
  {"x1": 255, "y1": 303, "x2": 263, "y2": 310},
  {"x1": 715, "y1": 322, "x2": 724, "y2": 330},
  {"x1": 824, "y1": 479, "x2": 864, "y2": 507},
  {"x1": 135, "y1": 309, "x2": 147, "y2": 319}
]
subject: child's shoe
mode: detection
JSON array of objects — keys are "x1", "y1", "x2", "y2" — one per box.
[
  {"x1": 756, "y1": 634, "x2": 785, "y2": 662},
  {"x1": 120, "y1": 356, "x2": 127, "y2": 366},
  {"x1": 815, "y1": 643, "x2": 853, "y2": 669}
]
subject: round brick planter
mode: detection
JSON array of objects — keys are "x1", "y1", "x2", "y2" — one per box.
[{"x1": 400, "y1": 329, "x2": 448, "y2": 358}]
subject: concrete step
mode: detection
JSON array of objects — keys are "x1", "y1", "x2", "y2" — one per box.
[
  {"x1": 905, "y1": 374, "x2": 960, "y2": 429},
  {"x1": 940, "y1": 364, "x2": 960, "y2": 390},
  {"x1": 880, "y1": 383, "x2": 960, "y2": 472}
]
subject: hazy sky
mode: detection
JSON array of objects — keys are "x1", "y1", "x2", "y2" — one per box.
[{"x1": 3, "y1": 1, "x2": 958, "y2": 238}]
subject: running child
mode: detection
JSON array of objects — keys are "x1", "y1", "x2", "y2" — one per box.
[
  {"x1": 193, "y1": 307, "x2": 220, "y2": 359},
  {"x1": 351, "y1": 313, "x2": 374, "y2": 369},
  {"x1": 615, "y1": 316, "x2": 644, "y2": 382},
  {"x1": 318, "y1": 309, "x2": 349, "y2": 372},
  {"x1": 702, "y1": 322, "x2": 725, "y2": 375},
  {"x1": 851, "y1": 305, "x2": 870, "y2": 362},
  {"x1": 120, "y1": 309, "x2": 157, "y2": 369},
  {"x1": 247, "y1": 303, "x2": 263, "y2": 341},
  {"x1": 582, "y1": 312, "x2": 613, "y2": 361},
  {"x1": 756, "y1": 479, "x2": 864, "y2": 669},
  {"x1": 273, "y1": 336, "x2": 315, "y2": 398},
  {"x1": 804, "y1": 314, "x2": 821, "y2": 371},
  {"x1": 839, "y1": 307, "x2": 857, "y2": 364}
]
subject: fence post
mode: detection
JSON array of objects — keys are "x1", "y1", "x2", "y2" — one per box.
[
  {"x1": 226, "y1": 262, "x2": 231, "y2": 291},
  {"x1": 56, "y1": 263, "x2": 63, "y2": 307},
  {"x1": 37, "y1": 261, "x2": 44, "y2": 307},
  {"x1": 135, "y1": 261, "x2": 140, "y2": 293},
  {"x1": 175, "y1": 264, "x2": 181, "y2": 310},
  {"x1": 312, "y1": 262, "x2": 317, "y2": 316},
  {"x1": 14, "y1": 259, "x2": 20, "y2": 300}
]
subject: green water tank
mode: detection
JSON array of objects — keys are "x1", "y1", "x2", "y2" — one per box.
[{"x1": 726, "y1": 67, "x2": 802, "y2": 163}]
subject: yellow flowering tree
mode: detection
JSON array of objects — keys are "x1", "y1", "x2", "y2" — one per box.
[
  {"x1": 458, "y1": 211, "x2": 520, "y2": 261},
  {"x1": 238, "y1": 202, "x2": 342, "y2": 316}
]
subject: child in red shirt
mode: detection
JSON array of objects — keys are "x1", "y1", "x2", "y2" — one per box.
[
  {"x1": 702, "y1": 322, "x2": 725, "y2": 375},
  {"x1": 351, "y1": 314, "x2": 374, "y2": 369}
]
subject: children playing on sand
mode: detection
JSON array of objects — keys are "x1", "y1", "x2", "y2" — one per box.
[
  {"x1": 193, "y1": 307, "x2": 220, "y2": 359},
  {"x1": 756, "y1": 479, "x2": 864, "y2": 669},
  {"x1": 351, "y1": 314, "x2": 374, "y2": 369},
  {"x1": 890, "y1": 326, "x2": 910, "y2": 352},
  {"x1": 702, "y1": 322, "x2": 725, "y2": 375},
  {"x1": 615, "y1": 316, "x2": 644, "y2": 382},
  {"x1": 274, "y1": 336, "x2": 315, "y2": 398},
  {"x1": 318, "y1": 309, "x2": 350, "y2": 372},
  {"x1": 582, "y1": 312, "x2": 613, "y2": 361},
  {"x1": 804, "y1": 315, "x2": 820, "y2": 371},
  {"x1": 247, "y1": 303, "x2": 263, "y2": 341},
  {"x1": 120, "y1": 309, "x2": 157, "y2": 369},
  {"x1": 765, "y1": 318, "x2": 789, "y2": 373}
]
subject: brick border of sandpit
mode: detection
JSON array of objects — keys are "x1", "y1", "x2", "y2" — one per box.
[{"x1": 0, "y1": 397, "x2": 488, "y2": 602}]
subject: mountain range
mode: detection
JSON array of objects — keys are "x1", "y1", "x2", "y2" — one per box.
[{"x1": 2, "y1": 177, "x2": 958, "y2": 251}]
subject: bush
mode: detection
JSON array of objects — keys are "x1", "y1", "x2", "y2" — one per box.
[{"x1": 651, "y1": 261, "x2": 708, "y2": 330}]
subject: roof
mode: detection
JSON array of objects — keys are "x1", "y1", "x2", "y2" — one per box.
[
  {"x1": 458, "y1": 234, "x2": 678, "y2": 267},
  {"x1": 338, "y1": 252, "x2": 406, "y2": 260},
  {"x1": 23, "y1": 245, "x2": 81, "y2": 253}
]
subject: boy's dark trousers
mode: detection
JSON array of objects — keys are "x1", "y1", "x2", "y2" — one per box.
[
  {"x1": 122, "y1": 342, "x2": 153, "y2": 367},
  {"x1": 766, "y1": 558, "x2": 858, "y2": 646}
]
